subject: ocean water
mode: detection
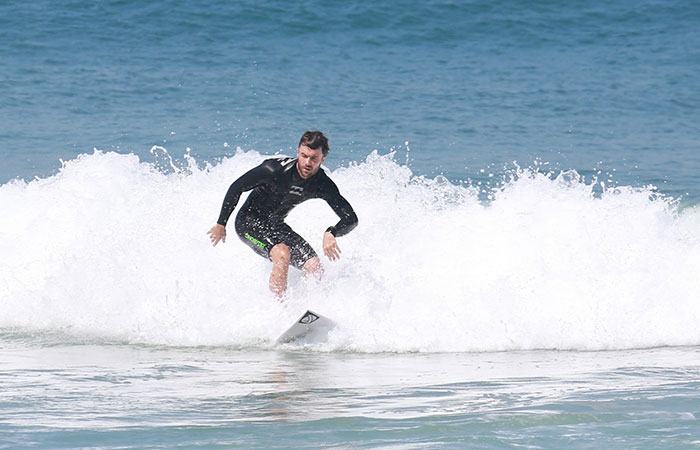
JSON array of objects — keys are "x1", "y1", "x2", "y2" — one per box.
[{"x1": 2, "y1": 0, "x2": 700, "y2": 448}]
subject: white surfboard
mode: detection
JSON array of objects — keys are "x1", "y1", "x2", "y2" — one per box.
[{"x1": 277, "y1": 310, "x2": 335, "y2": 344}]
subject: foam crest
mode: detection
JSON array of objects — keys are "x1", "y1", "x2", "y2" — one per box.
[{"x1": 2, "y1": 150, "x2": 700, "y2": 352}]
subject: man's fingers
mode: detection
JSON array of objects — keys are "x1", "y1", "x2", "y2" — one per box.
[
  {"x1": 207, "y1": 227, "x2": 226, "y2": 247},
  {"x1": 322, "y1": 232, "x2": 341, "y2": 261},
  {"x1": 325, "y1": 243, "x2": 340, "y2": 261}
]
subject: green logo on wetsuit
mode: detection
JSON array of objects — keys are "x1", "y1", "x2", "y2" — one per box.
[{"x1": 244, "y1": 233, "x2": 267, "y2": 250}]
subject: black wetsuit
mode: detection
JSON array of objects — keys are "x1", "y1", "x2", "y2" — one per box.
[{"x1": 216, "y1": 157, "x2": 358, "y2": 269}]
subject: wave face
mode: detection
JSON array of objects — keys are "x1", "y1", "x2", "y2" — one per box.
[{"x1": 2, "y1": 150, "x2": 700, "y2": 352}]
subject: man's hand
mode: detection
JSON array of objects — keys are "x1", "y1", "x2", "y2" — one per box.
[
  {"x1": 208, "y1": 224, "x2": 227, "y2": 246},
  {"x1": 323, "y1": 231, "x2": 341, "y2": 261}
]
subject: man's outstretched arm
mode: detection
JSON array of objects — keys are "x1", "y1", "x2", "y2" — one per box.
[
  {"x1": 207, "y1": 160, "x2": 278, "y2": 246},
  {"x1": 321, "y1": 179, "x2": 358, "y2": 260}
]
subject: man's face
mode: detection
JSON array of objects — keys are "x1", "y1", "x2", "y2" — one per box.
[{"x1": 296, "y1": 145, "x2": 326, "y2": 179}]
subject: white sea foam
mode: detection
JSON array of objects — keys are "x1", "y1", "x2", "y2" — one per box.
[{"x1": 1, "y1": 149, "x2": 700, "y2": 352}]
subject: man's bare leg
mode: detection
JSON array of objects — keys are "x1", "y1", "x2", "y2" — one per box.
[
  {"x1": 269, "y1": 244, "x2": 291, "y2": 298},
  {"x1": 303, "y1": 256, "x2": 323, "y2": 280}
]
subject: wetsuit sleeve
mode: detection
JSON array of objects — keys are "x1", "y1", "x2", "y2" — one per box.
[
  {"x1": 216, "y1": 160, "x2": 278, "y2": 226},
  {"x1": 321, "y1": 178, "x2": 358, "y2": 237}
]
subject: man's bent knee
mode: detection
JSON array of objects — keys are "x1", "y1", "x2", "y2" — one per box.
[{"x1": 270, "y1": 243, "x2": 291, "y2": 264}]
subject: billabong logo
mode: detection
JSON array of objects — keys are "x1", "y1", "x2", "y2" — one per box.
[
  {"x1": 299, "y1": 311, "x2": 319, "y2": 324},
  {"x1": 290, "y1": 185, "x2": 304, "y2": 196}
]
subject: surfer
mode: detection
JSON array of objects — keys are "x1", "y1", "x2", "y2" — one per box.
[{"x1": 207, "y1": 131, "x2": 358, "y2": 297}]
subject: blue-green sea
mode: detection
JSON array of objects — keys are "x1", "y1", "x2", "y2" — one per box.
[{"x1": 2, "y1": 0, "x2": 700, "y2": 448}]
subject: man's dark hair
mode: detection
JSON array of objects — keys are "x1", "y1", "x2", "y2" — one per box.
[{"x1": 299, "y1": 130, "x2": 329, "y2": 156}]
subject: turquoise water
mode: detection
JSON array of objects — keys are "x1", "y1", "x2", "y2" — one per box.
[
  {"x1": 2, "y1": 0, "x2": 700, "y2": 448},
  {"x1": 2, "y1": 0, "x2": 700, "y2": 200}
]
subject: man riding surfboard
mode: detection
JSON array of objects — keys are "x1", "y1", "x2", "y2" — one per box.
[{"x1": 208, "y1": 131, "x2": 358, "y2": 297}]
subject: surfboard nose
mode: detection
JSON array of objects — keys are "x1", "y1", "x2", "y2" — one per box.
[{"x1": 277, "y1": 310, "x2": 335, "y2": 344}]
